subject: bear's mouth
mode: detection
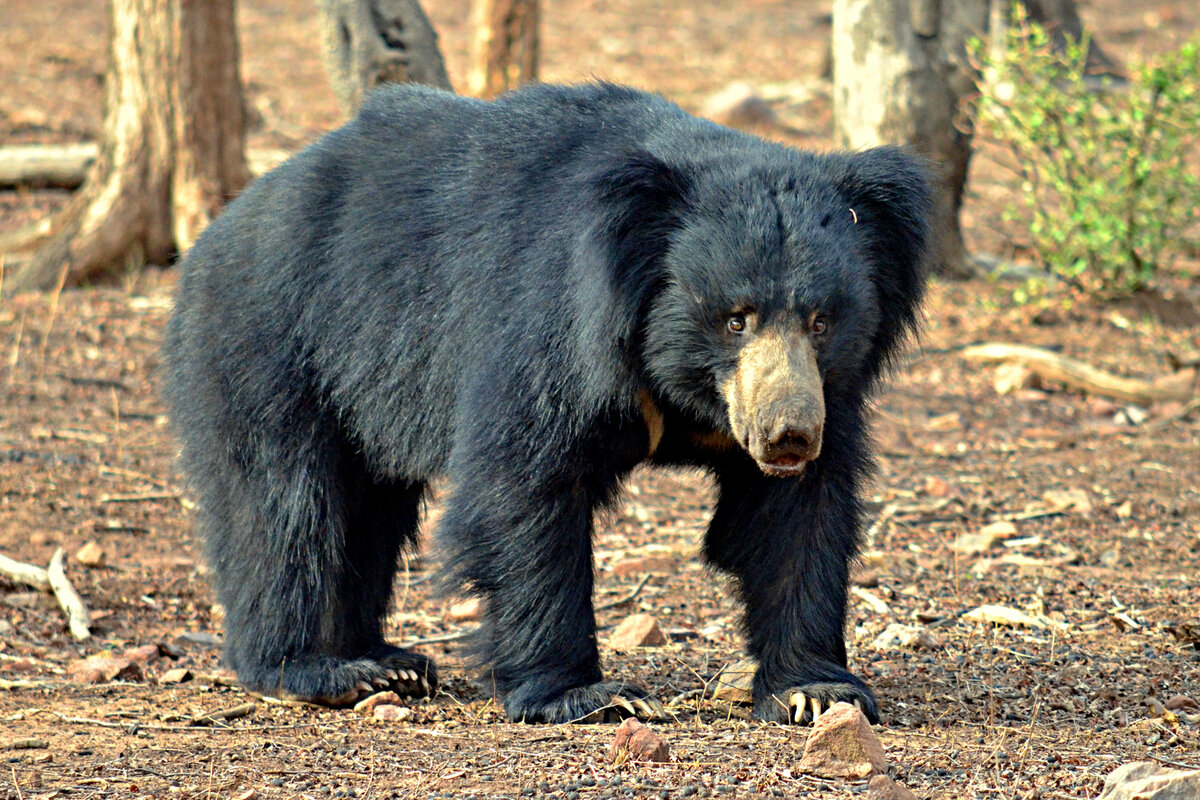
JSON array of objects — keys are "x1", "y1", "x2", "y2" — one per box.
[{"x1": 757, "y1": 454, "x2": 809, "y2": 478}]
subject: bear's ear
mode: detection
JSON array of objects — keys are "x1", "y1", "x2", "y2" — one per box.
[
  {"x1": 592, "y1": 151, "x2": 692, "y2": 318},
  {"x1": 840, "y1": 146, "x2": 934, "y2": 373}
]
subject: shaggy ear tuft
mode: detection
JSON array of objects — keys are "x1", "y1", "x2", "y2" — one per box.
[
  {"x1": 591, "y1": 150, "x2": 692, "y2": 329},
  {"x1": 840, "y1": 147, "x2": 934, "y2": 372}
]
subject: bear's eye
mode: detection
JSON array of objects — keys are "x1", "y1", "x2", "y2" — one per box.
[
  {"x1": 727, "y1": 314, "x2": 747, "y2": 334},
  {"x1": 811, "y1": 315, "x2": 828, "y2": 335}
]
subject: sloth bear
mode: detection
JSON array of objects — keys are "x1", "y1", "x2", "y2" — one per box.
[{"x1": 163, "y1": 82, "x2": 931, "y2": 725}]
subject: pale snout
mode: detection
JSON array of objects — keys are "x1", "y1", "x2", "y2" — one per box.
[{"x1": 722, "y1": 328, "x2": 826, "y2": 478}]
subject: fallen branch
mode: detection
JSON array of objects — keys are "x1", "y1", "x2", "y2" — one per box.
[
  {"x1": 47, "y1": 548, "x2": 91, "y2": 641},
  {"x1": 0, "y1": 552, "x2": 51, "y2": 591},
  {"x1": 961, "y1": 343, "x2": 1196, "y2": 405},
  {"x1": 0, "y1": 143, "x2": 290, "y2": 190},
  {"x1": 190, "y1": 702, "x2": 256, "y2": 727},
  {"x1": 596, "y1": 573, "x2": 652, "y2": 611}
]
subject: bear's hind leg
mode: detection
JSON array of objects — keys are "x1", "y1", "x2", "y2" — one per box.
[
  {"x1": 339, "y1": 475, "x2": 438, "y2": 699},
  {"x1": 207, "y1": 441, "x2": 432, "y2": 706}
]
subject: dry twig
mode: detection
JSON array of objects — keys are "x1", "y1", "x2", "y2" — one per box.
[
  {"x1": 961, "y1": 342, "x2": 1196, "y2": 405},
  {"x1": 47, "y1": 547, "x2": 91, "y2": 641},
  {"x1": 0, "y1": 552, "x2": 51, "y2": 591}
]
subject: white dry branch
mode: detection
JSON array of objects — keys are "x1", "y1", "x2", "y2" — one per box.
[
  {"x1": 47, "y1": 548, "x2": 92, "y2": 641},
  {"x1": 0, "y1": 551, "x2": 51, "y2": 590},
  {"x1": 961, "y1": 342, "x2": 1196, "y2": 405}
]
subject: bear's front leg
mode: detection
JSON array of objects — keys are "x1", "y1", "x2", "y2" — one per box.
[
  {"x1": 438, "y1": 462, "x2": 661, "y2": 724},
  {"x1": 705, "y1": 451, "x2": 878, "y2": 725}
]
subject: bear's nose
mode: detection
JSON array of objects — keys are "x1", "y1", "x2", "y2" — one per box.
[{"x1": 759, "y1": 416, "x2": 823, "y2": 467}]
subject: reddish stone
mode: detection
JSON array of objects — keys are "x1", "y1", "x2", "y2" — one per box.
[{"x1": 610, "y1": 718, "x2": 669, "y2": 763}]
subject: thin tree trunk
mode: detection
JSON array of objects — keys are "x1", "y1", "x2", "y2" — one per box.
[
  {"x1": 318, "y1": 0, "x2": 452, "y2": 116},
  {"x1": 467, "y1": 0, "x2": 539, "y2": 100},
  {"x1": 831, "y1": 0, "x2": 1114, "y2": 279},
  {"x1": 832, "y1": 0, "x2": 987, "y2": 278},
  {"x1": 6, "y1": 0, "x2": 248, "y2": 292}
]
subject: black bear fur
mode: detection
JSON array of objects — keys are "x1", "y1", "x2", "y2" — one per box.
[{"x1": 162, "y1": 82, "x2": 931, "y2": 724}]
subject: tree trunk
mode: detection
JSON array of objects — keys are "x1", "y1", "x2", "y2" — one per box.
[
  {"x1": 6, "y1": 0, "x2": 248, "y2": 293},
  {"x1": 831, "y1": 0, "x2": 1112, "y2": 278},
  {"x1": 832, "y1": 0, "x2": 988, "y2": 278},
  {"x1": 318, "y1": 0, "x2": 453, "y2": 116},
  {"x1": 467, "y1": 0, "x2": 539, "y2": 99}
]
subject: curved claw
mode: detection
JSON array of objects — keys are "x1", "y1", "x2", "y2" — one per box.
[
  {"x1": 355, "y1": 681, "x2": 373, "y2": 695},
  {"x1": 610, "y1": 696, "x2": 638, "y2": 718},
  {"x1": 419, "y1": 676, "x2": 431, "y2": 695},
  {"x1": 384, "y1": 669, "x2": 400, "y2": 682},
  {"x1": 790, "y1": 691, "x2": 807, "y2": 724},
  {"x1": 630, "y1": 698, "x2": 656, "y2": 719},
  {"x1": 371, "y1": 678, "x2": 389, "y2": 689}
]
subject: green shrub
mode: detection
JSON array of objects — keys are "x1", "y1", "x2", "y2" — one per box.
[{"x1": 971, "y1": 11, "x2": 1200, "y2": 296}]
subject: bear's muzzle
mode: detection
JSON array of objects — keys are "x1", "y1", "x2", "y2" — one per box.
[{"x1": 722, "y1": 326, "x2": 825, "y2": 478}]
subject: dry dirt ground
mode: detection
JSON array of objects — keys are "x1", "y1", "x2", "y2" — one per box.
[{"x1": 2, "y1": 1, "x2": 1200, "y2": 799}]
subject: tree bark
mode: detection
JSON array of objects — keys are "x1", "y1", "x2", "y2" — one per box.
[
  {"x1": 467, "y1": 0, "x2": 539, "y2": 99},
  {"x1": 832, "y1": 0, "x2": 987, "y2": 278},
  {"x1": 831, "y1": 0, "x2": 1113, "y2": 278},
  {"x1": 5, "y1": 0, "x2": 248, "y2": 292},
  {"x1": 318, "y1": 0, "x2": 452, "y2": 115}
]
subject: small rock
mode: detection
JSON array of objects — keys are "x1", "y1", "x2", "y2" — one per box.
[
  {"x1": 1114, "y1": 499, "x2": 1134, "y2": 520},
  {"x1": 75, "y1": 541, "x2": 106, "y2": 567},
  {"x1": 867, "y1": 774, "x2": 918, "y2": 800},
  {"x1": 870, "y1": 623, "x2": 940, "y2": 652},
  {"x1": 446, "y1": 597, "x2": 483, "y2": 622},
  {"x1": 373, "y1": 704, "x2": 414, "y2": 722},
  {"x1": 993, "y1": 362, "x2": 1037, "y2": 395},
  {"x1": 1098, "y1": 761, "x2": 1200, "y2": 799},
  {"x1": 68, "y1": 655, "x2": 143, "y2": 684},
  {"x1": 1164, "y1": 695, "x2": 1199, "y2": 714},
  {"x1": 1114, "y1": 405, "x2": 1149, "y2": 426},
  {"x1": 922, "y1": 476, "x2": 951, "y2": 498},
  {"x1": 980, "y1": 520, "x2": 1019, "y2": 539},
  {"x1": 173, "y1": 631, "x2": 222, "y2": 649},
  {"x1": 951, "y1": 532, "x2": 998, "y2": 556},
  {"x1": 1043, "y1": 488, "x2": 1093, "y2": 514},
  {"x1": 354, "y1": 691, "x2": 402, "y2": 714},
  {"x1": 797, "y1": 702, "x2": 888, "y2": 779},
  {"x1": 609, "y1": 717, "x2": 669, "y2": 763},
  {"x1": 700, "y1": 82, "x2": 777, "y2": 130},
  {"x1": 124, "y1": 644, "x2": 162, "y2": 665},
  {"x1": 1087, "y1": 397, "x2": 1120, "y2": 417},
  {"x1": 711, "y1": 659, "x2": 756, "y2": 703},
  {"x1": 607, "y1": 613, "x2": 667, "y2": 650},
  {"x1": 951, "y1": 521, "x2": 1014, "y2": 556},
  {"x1": 612, "y1": 556, "x2": 678, "y2": 577},
  {"x1": 159, "y1": 668, "x2": 193, "y2": 684}
]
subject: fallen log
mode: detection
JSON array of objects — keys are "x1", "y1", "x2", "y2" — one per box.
[
  {"x1": 961, "y1": 342, "x2": 1196, "y2": 406},
  {"x1": 0, "y1": 144, "x2": 291, "y2": 190}
]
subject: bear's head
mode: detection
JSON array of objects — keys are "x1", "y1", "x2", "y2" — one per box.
[{"x1": 599, "y1": 145, "x2": 932, "y2": 477}]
